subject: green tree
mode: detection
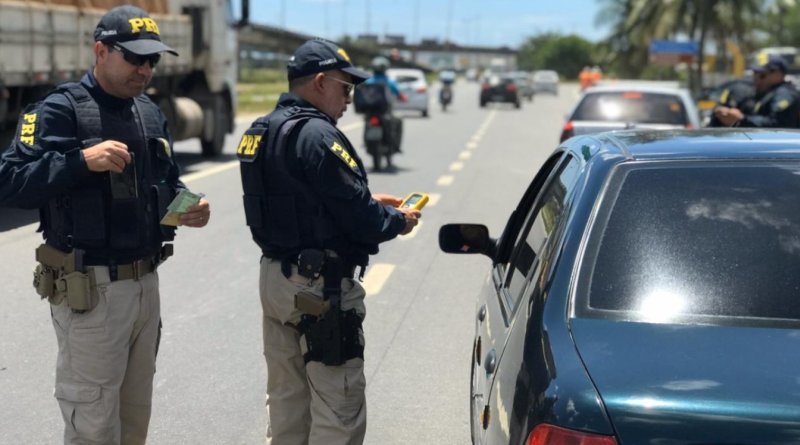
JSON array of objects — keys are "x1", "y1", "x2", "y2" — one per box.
[
  {"x1": 596, "y1": 0, "x2": 762, "y2": 92},
  {"x1": 518, "y1": 33, "x2": 595, "y2": 80}
]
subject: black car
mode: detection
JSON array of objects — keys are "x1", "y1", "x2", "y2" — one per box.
[
  {"x1": 480, "y1": 75, "x2": 521, "y2": 108},
  {"x1": 440, "y1": 129, "x2": 800, "y2": 445}
]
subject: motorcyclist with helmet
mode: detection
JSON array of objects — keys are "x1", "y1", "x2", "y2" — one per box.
[{"x1": 363, "y1": 57, "x2": 404, "y2": 160}]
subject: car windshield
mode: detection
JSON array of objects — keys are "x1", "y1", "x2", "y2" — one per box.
[
  {"x1": 571, "y1": 91, "x2": 689, "y2": 125},
  {"x1": 578, "y1": 161, "x2": 800, "y2": 326}
]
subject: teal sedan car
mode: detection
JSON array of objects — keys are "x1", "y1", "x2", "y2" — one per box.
[{"x1": 440, "y1": 129, "x2": 800, "y2": 445}]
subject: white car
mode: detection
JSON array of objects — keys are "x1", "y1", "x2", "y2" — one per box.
[
  {"x1": 386, "y1": 68, "x2": 430, "y2": 117},
  {"x1": 532, "y1": 70, "x2": 559, "y2": 95},
  {"x1": 560, "y1": 82, "x2": 701, "y2": 142}
]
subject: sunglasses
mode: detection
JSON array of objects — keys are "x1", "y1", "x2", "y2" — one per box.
[
  {"x1": 110, "y1": 44, "x2": 160, "y2": 68},
  {"x1": 326, "y1": 75, "x2": 355, "y2": 97}
]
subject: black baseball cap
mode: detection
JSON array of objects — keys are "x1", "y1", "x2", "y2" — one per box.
[
  {"x1": 287, "y1": 39, "x2": 370, "y2": 84},
  {"x1": 94, "y1": 5, "x2": 178, "y2": 56},
  {"x1": 750, "y1": 53, "x2": 788, "y2": 73}
]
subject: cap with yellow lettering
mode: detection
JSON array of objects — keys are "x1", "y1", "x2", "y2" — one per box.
[{"x1": 94, "y1": 5, "x2": 178, "y2": 56}]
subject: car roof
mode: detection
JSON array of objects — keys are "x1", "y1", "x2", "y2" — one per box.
[
  {"x1": 565, "y1": 129, "x2": 800, "y2": 163},
  {"x1": 583, "y1": 83, "x2": 685, "y2": 94}
]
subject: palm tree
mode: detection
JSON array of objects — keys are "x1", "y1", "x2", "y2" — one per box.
[{"x1": 597, "y1": 0, "x2": 763, "y2": 92}]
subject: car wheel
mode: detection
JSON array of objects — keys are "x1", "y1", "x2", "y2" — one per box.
[
  {"x1": 514, "y1": 101, "x2": 521, "y2": 109},
  {"x1": 422, "y1": 109, "x2": 428, "y2": 118},
  {"x1": 480, "y1": 101, "x2": 486, "y2": 108}
]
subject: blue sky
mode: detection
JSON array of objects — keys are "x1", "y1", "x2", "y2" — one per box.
[{"x1": 243, "y1": 0, "x2": 609, "y2": 48}]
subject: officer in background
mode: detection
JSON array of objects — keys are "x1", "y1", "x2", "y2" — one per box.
[
  {"x1": 237, "y1": 39, "x2": 420, "y2": 444},
  {"x1": 0, "y1": 5, "x2": 210, "y2": 444},
  {"x1": 707, "y1": 79, "x2": 756, "y2": 127},
  {"x1": 714, "y1": 54, "x2": 800, "y2": 128}
]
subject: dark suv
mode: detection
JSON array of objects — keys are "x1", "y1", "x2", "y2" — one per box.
[{"x1": 480, "y1": 75, "x2": 520, "y2": 108}]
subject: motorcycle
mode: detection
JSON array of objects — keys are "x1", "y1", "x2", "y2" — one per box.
[
  {"x1": 363, "y1": 113, "x2": 402, "y2": 171},
  {"x1": 439, "y1": 84, "x2": 453, "y2": 111}
]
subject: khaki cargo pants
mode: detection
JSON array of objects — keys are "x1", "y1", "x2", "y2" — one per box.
[
  {"x1": 260, "y1": 257, "x2": 367, "y2": 445},
  {"x1": 50, "y1": 267, "x2": 161, "y2": 445}
]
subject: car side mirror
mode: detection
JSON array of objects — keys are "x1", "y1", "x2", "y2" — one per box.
[{"x1": 438, "y1": 223, "x2": 497, "y2": 260}]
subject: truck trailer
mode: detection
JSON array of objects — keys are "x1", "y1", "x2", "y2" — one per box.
[{"x1": 0, "y1": 0, "x2": 249, "y2": 157}]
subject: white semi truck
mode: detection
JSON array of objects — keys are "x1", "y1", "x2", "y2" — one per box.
[{"x1": 0, "y1": 0, "x2": 249, "y2": 157}]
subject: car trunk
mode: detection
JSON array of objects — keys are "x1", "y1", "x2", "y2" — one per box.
[
  {"x1": 571, "y1": 319, "x2": 800, "y2": 444},
  {"x1": 571, "y1": 121, "x2": 686, "y2": 136}
]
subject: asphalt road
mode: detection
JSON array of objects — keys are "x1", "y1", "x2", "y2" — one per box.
[{"x1": 0, "y1": 81, "x2": 578, "y2": 444}]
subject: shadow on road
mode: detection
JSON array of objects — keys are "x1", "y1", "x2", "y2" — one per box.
[{"x1": 0, "y1": 208, "x2": 38, "y2": 233}]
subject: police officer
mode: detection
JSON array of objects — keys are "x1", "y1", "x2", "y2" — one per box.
[
  {"x1": 0, "y1": 5, "x2": 210, "y2": 444},
  {"x1": 237, "y1": 39, "x2": 420, "y2": 445},
  {"x1": 714, "y1": 54, "x2": 800, "y2": 128},
  {"x1": 707, "y1": 79, "x2": 755, "y2": 127}
]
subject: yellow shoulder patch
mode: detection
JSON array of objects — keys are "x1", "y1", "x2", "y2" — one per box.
[
  {"x1": 719, "y1": 89, "x2": 730, "y2": 105},
  {"x1": 18, "y1": 112, "x2": 37, "y2": 146},
  {"x1": 329, "y1": 141, "x2": 359, "y2": 171},
  {"x1": 778, "y1": 99, "x2": 790, "y2": 110},
  {"x1": 236, "y1": 131, "x2": 264, "y2": 160}
]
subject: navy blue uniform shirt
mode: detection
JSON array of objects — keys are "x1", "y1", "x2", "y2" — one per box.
[
  {"x1": 255, "y1": 93, "x2": 406, "y2": 263},
  {"x1": 0, "y1": 71, "x2": 184, "y2": 261}
]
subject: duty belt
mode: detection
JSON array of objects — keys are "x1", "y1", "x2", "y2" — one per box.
[
  {"x1": 91, "y1": 244, "x2": 174, "y2": 282},
  {"x1": 273, "y1": 255, "x2": 359, "y2": 280}
]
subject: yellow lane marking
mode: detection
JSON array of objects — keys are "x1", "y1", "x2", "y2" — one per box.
[
  {"x1": 459, "y1": 151, "x2": 472, "y2": 160},
  {"x1": 437, "y1": 175, "x2": 455, "y2": 186},
  {"x1": 340, "y1": 121, "x2": 364, "y2": 132},
  {"x1": 466, "y1": 141, "x2": 478, "y2": 150},
  {"x1": 428, "y1": 193, "x2": 442, "y2": 207},
  {"x1": 363, "y1": 263, "x2": 396, "y2": 296},
  {"x1": 450, "y1": 162, "x2": 464, "y2": 171}
]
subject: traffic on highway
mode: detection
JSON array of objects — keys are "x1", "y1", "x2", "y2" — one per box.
[{"x1": 3, "y1": 1, "x2": 800, "y2": 445}]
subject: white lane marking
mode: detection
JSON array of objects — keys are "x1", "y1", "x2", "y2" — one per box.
[
  {"x1": 181, "y1": 160, "x2": 239, "y2": 183},
  {"x1": 459, "y1": 151, "x2": 472, "y2": 160},
  {"x1": 428, "y1": 193, "x2": 442, "y2": 207},
  {"x1": 363, "y1": 263, "x2": 395, "y2": 296},
  {"x1": 437, "y1": 175, "x2": 455, "y2": 186},
  {"x1": 466, "y1": 141, "x2": 478, "y2": 150},
  {"x1": 449, "y1": 162, "x2": 464, "y2": 171}
]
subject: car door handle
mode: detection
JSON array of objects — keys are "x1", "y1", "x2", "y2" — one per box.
[
  {"x1": 477, "y1": 304, "x2": 486, "y2": 322},
  {"x1": 484, "y1": 349, "x2": 497, "y2": 375}
]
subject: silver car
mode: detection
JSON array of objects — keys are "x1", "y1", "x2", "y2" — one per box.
[
  {"x1": 387, "y1": 68, "x2": 430, "y2": 117},
  {"x1": 560, "y1": 82, "x2": 701, "y2": 142}
]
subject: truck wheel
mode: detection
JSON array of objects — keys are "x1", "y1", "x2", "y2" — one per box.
[{"x1": 201, "y1": 94, "x2": 229, "y2": 157}]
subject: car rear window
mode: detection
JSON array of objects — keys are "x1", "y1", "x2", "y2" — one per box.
[
  {"x1": 571, "y1": 92, "x2": 689, "y2": 125},
  {"x1": 578, "y1": 162, "x2": 800, "y2": 326}
]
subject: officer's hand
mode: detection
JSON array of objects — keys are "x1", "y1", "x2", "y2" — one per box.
[
  {"x1": 713, "y1": 106, "x2": 744, "y2": 126},
  {"x1": 179, "y1": 198, "x2": 210, "y2": 228},
  {"x1": 373, "y1": 193, "x2": 403, "y2": 207},
  {"x1": 398, "y1": 208, "x2": 421, "y2": 235},
  {"x1": 82, "y1": 140, "x2": 131, "y2": 173}
]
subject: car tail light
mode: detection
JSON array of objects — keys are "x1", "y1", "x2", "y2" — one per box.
[
  {"x1": 527, "y1": 424, "x2": 618, "y2": 445},
  {"x1": 506, "y1": 83, "x2": 517, "y2": 92},
  {"x1": 416, "y1": 86, "x2": 427, "y2": 93},
  {"x1": 686, "y1": 123, "x2": 694, "y2": 129},
  {"x1": 369, "y1": 116, "x2": 381, "y2": 126},
  {"x1": 481, "y1": 83, "x2": 490, "y2": 90},
  {"x1": 560, "y1": 121, "x2": 574, "y2": 142}
]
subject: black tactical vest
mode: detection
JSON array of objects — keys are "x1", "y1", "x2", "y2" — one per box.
[
  {"x1": 40, "y1": 82, "x2": 176, "y2": 261},
  {"x1": 238, "y1": 105, "x2": 369, "y2": 263}
]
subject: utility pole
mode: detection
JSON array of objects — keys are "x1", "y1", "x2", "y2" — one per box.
[
  {"x1": 365, "y1": 0, "x2": 371, "y2": 34},
  {"x1": 413, "y1": 0, "x2": 420, "y2": 44},
  {"x1": 445, "y1": 0, "x2": 453, "y2": 44}
]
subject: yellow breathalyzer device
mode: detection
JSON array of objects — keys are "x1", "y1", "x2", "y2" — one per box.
[{"x1": 399, "y1": 192, "x2": 429, "y2": 210}]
